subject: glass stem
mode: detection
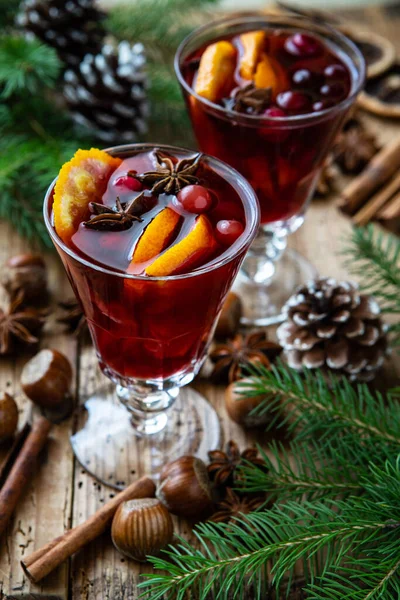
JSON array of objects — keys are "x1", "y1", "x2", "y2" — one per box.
[
  {"x1": 117, "y1": 384, "x2": 179, "y2": 436},
  {"x1": 241, "y1": 228, "x2": 288, "y2": 285}
]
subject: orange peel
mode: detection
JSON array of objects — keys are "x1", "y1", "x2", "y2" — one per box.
[
  {"x1": 194, "y1": 41, "x2": 236, "y2": 103},
  {"x1": 131, "y1": 207, "x2": 181, "y2": 265},
  {"x1": 239, "y1": 31, "x2": 266, "y2": 80},
  {"x1": 145, "y1": 215, "x2": 216, "y2": 277},
  {"x1": 53, "y1": 148, "x2": 122, "y2": 243},
  {"x1": 254, "y1": 52, "x2": 288, "y2": 98}
]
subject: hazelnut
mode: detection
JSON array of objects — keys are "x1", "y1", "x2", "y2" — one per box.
[
  {"x1": 215, "y1": 292, "x2": 243, "y2": 340},
  {"x1": 225, "y1": 378, "x2": 270, "y2": 428},
  {"x1": 21, "y1": 349, "x2": 73, "y2": 410},
  {"x1": 0, "y1": 392, "x2": 19, "y2": 443},
  {"x1": 157, "y1": 456, "x2": 214, "y2": 519},
  {"x1": 111, "y1": 498, "x2": 173, "y2": 561},
  {"x1": 1, "y1": 254, "x2": 49, "y2": 306}
]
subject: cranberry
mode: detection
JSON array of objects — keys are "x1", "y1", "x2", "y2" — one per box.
[
  {"x1": 176, "y1": 184, "x2": 213, "y2": 214},
  {"x1": 284, "y1": 33, "x2": 322, "y2": 58},
  {"x1": 320, "y1": 82, "x2": 345, "y2": 99},
  {"x1": 276, "y1": 90, "x2": 311, "y2": 112},
  {"x1": 114, "y1": 175, "x2": 142, "y2": 191},
  {"x1": 312, "y1": 100, "x2": 334, "y2": 112},
  {"x1": 324, "y1": 64, "x2": 347, "y2": 80},
  {"x1": 215, "y1": 220, "x2": 244, "y2": 246},
  {"x1": 292, "y1": 69, "x2": 312, "y2": 87},
  {"x1": 263, "y1": 107, "x2": 286, "y2": 117}
]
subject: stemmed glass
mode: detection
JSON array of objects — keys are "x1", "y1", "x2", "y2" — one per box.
[
  {"x1": 175, "y1": 14, "x2": 365, "y2": 325},
  {"x1": 44, "y1": 143, "x2": 259, "y2": 485}
]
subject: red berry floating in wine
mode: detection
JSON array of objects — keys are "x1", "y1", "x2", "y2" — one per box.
[
  {"x1": 284, "y1": 33, "x2": 322, "y2": 58},
  {"x1": 320, "y1": 82, "x2": 345, "y2": 99},
  {"x1": 263, "y1": 107, "x2": 286, "y2": 117},
  {"x1": 177, "y1": 185, "x2": 213, "y2": 214},
  {"x1": 276, "y1": 90, "x2": 311, "y2": 112},
  {"x1": 324, "y1": 64, "x2": 347, "y2": 80},
  {"x1": 215, "y1": 220, "x2": 244, "y2": 246},
  {"x1": 114, "y1": 175, "x2": 143, "y2": 192}
]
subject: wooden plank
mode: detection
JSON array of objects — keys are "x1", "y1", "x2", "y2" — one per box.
[{"x1": 0, "y1": 221, "x2": 77, "y2": 600}]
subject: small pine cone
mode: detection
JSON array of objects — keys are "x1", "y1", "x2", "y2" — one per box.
[
  {"x1": 277, "y1": 277, "x2": 388, "y2": 382},
  {"x1": 63, "y1": 41, "x2": 148, "y2": 143},
  {"x1": 16, "y1": 0, "x2": 106, "y2": 68}
]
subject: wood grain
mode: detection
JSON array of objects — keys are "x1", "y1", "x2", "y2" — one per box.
[{"x1": 0, "y1": 6, "x2": 400, "y2": 599}]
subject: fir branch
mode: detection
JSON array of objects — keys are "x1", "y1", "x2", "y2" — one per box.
[{"x1": 0, "y1": 36, "x2": 61, "y2": 98}]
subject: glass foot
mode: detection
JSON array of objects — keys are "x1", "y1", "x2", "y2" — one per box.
[
  {"x1": 71, "y1": 384, "x2": 221, "y2": 488},
  {"x1": 233, "y1": 248, "x2": 318, "y2": 326}
]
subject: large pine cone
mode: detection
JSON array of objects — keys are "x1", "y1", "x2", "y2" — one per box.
[
  {"x1": 63, "y1": 41, "x2": 148, "y2": 143},
  {"x1": 277, "y1": 277, "x2": 388, "y2": 382},
  {"x1": 16, "y1": 0, "x2": 106, "y2": 68}
]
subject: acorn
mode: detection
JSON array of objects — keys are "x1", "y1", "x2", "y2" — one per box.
[
  {"x1": 1, "y1": 254, "x2": 49, "y2": 306},
  {"x1": 225, "y1": 378, "x2": 271, "y2": 428},
  {"x1": 111, "y1": 498, "x2": 174, "y2": 561},
  {"x1": 157, "y1": 456, "x2": 214, "y2": 519},
  {"x1": 0, "y1": 392, "x2": 19, "y2": 443},
  {"x1": 215, "y1": 292, "x2": 243, "y2": 340},
  {"x1": 21, "y1": 349, "x2": 73, "y2": 418}
]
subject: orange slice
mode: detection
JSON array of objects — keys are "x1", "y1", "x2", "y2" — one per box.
[
  {"x1": 239, "y1": 31, "x2": 266, "y2": 80},
  {"x1": 53, "y1": 148, "x2": 122, "y2": 243},
  {"x1": 194, "y1": 41, "x2": 236, "y2": 103},
  {"x1": 131, "y1": 207, "x2": 181, "y2": 265},
  {"x1": 254, "y1": 53, "x2": 288, "y2": 98},
  {"x1": 146, "y1": 215, "x2": 216, "y2": 277}
]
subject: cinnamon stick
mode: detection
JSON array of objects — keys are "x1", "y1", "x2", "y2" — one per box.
[
  {"x1": 353, "y1": 171, "x2": 400, "y2": 226},
  {"x1": 339, "y1": 136, "x2": 400, "y2": 214},
  {"x1": 0, "y1": 416, "x2": 51, "y2": 538},
  {"x1": 377, "y1": 191, "x2": 400, "y2": 220},
  {"x1": 0, "y1": 422, "x2": 31, "y2": 489},
  {"x1": 22, "y1": 475, "x2": 155, "y2": 582}
]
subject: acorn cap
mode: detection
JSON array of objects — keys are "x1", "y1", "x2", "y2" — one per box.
[{"x1": 358, "y1": 63, "x2": 400, "y2": 118}]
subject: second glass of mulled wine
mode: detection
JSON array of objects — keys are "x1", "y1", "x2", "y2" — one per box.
[{"x1": 175, "y1": 14, "x2": 365, "y2": 325}]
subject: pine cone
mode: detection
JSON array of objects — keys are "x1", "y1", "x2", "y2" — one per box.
[
  {"x1": 63, "y1": 41, "x2": 148, "y2": 143},
  {"x1": 16, "y1": 0, "x2": 106, "y2": 68},
  {"x1": 277, "y1": 277, "x2": 388, "y2": 382}
]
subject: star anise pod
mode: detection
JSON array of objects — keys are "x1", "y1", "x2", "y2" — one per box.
[
  {"x1": 209, "y1": 331, "x2": 282, "y2": 383},
  {"x1": 333, "y1": 118, "x2": 379, "y2": 174},
  {"x1": 223, "y1": 83, "x2": 272, "y2": 115},
  {"x1": 83, "y1": 195, "x2": 144, "y2": 231},
  {"x1": 0, "y1": 294, "x2": 46, "y2": 355},
  {"x1": 209, "y1": 488, "x2": 265, "y2": 524},
  {"x1": 208, "y1": 440, "x2": 266, "y2": 488},
  {"x1": 135, "y1": 150, "x2": 202, "y2": 195},
  {"x1": 57, "y1": 299, "x2": 89, "y2": 341}
]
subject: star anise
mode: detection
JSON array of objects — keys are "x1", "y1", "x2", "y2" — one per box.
[
  {"x1": 209, "y1": 331, "x2": 282, "y2": 383},
  {"x1": 57, "y1": 299, "x2": 89, "y2": 341},
  {"x1": 333, "y1": 118, "x2": 379, "y2": 174},
  {"x1": 209, "y1": 488, "x2": 265, "y2": 524},
  {"x1": 208, "y1": 440, "x2": 266, "y2": 488},
  {"x1": 0, "y1": 294, "x2": 46, "y2": 355},
  {"x1": 135, "y1": 150, "x2": 202, "y2": 195},
  {"x1": 223, "y1": 83, "x2": 272, "y2": 115},
  {"x1": 83, "y1": 195, "x2": 144, "y2": 231}
]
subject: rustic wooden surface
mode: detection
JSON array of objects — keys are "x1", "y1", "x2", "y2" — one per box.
[{"x1": 1, "y1": 4, "x2": 400, "y2": 599}]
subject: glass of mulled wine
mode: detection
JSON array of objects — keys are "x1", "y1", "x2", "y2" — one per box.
[
  {"x1": 44, "y1": 143, "x2": 259, "y2": 484},
  {"x1": 175, "y1": 14, "x2": 365, "y2": 325}
]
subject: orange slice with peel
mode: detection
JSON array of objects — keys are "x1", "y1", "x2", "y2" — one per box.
[
  {"x1": 53, "y1": 148, "x2": 122, "y2": 243},
  {"x1": 146, "y1": 215, "x2": 216, "y2": 277},
  {"x1": 131, "y1": 207, "x2": 181, "y2": 265},
  {"x1": 254, "y1": 53, "x2": 288, "y2": 98},
  {"x1": 239, "y1": 31, "x2": 266, "y2": 80},
  {"x1": 194, "y1": 41, "x2": 236, "y2": 103}
]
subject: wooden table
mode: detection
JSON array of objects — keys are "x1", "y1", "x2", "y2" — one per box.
[{"x1": 1, "y1": 5, "x2": 400, "y2": 599}]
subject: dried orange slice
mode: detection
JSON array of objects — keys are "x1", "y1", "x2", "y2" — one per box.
[
  {"x1": 239, "y1": 31, "x2": 266, "y2": 80},
  {"x1": 53, "y1": 148, "x2": 122, "y2": 243},
  {"x1": 131, "y1": 207, "x2": 181, "y2": 265},
  {"x1": 254, "y1": 53, "x2": 288, "y2": 98},
  {"x1": 146, "y1": 215, "x2": 216, "y2": 277},
  {"x1": 194, "y1": 41, "x2": 236, "y2": 103}
]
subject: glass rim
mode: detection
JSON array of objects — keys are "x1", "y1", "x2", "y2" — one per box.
[
  {"x1": 43, "y1": 142, "x2": 260, "y2": 282},
  {"x1": 174, "y1": 12, "x2": 366, "y2": 126}
]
